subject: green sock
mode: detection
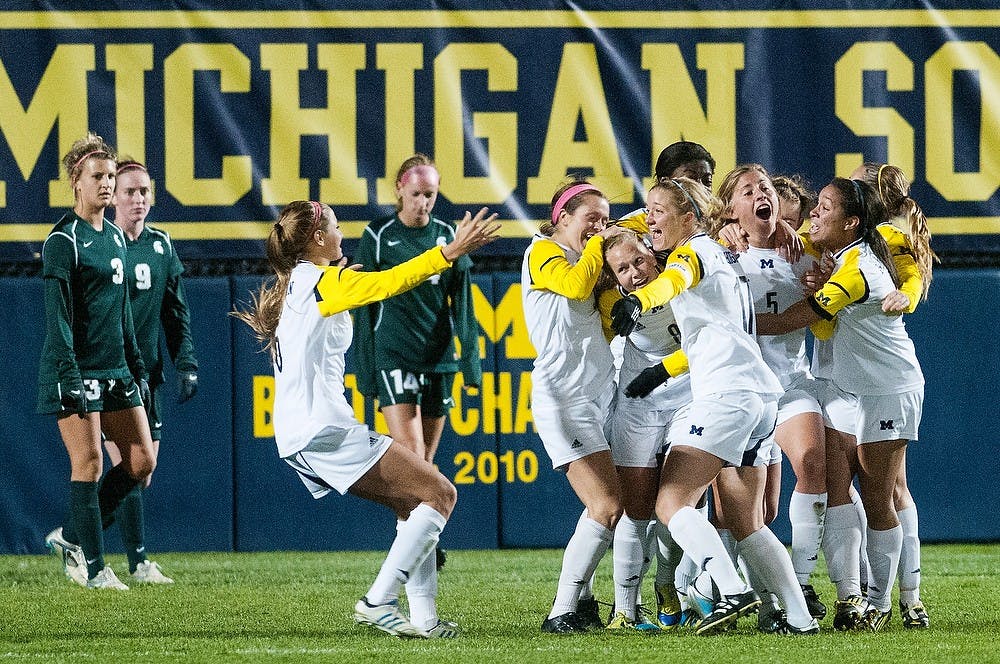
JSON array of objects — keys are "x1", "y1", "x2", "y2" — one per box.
[
  {"x1": 69, "y1": 481, "x2": 104, "y2": 579},
  {"x1": 116, "y1": 486, "x2": 147, "y2": 573}
]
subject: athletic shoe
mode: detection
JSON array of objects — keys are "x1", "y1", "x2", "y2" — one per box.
[
  {"x1": 832, "y1": 595, "x2": 868, "y2": 631},
  {"x1": 606, "y1": 611, "x2": 661, "y2": 633},
  {"x1": 541, "y1": 612, "x2": 589, "y2": 634},
  {"x1": 655, "y1": 583, "x2": 682, "y2": 629},
  {"x1": 679, "y1": 608, "x2": 699, "y2": 627},
  {"x1": 576, "y1": 596, "x2": 604, "y2": 630},
  {"x1": 435, "y1": 546, "x2": 447, "y2": 571},
  {"x1": 131, "y1": 560, "x2": 174, "y2": 584},
  {"x1": 353, "y1": 597, "x2": 425, "y2": 638},
  {"x1": 86, "y1": 566, "x2": 129, "y2": 590},
  {"x1": 900, "y1": 600, "x2": 929, "y2": 629},
  {"x1": 423, "y1": 619, "x2": 460, "y2": 639},
  {"x1": 774, "y1": 617, "x2": 820, "y2": 635},
  {"x1": 44, "y1": 527, "x2": 87, "y2": 587},
  {"x1": 695, "y1": 590, "x2": 761, "y2": 635},
  {"x1": 862, "y1": 607, "x2": 892, "y2": 632},
  {"x1": 801, "y1": 584, "x2": 827, "y2": 620},
  {"x1": 757, "y1": 603, "x2": 785, "y2": 633}
]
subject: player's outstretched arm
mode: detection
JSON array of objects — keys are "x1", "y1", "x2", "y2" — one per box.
[{"x1": 441, "y1": 207, "x2": 501, "y2": 261}]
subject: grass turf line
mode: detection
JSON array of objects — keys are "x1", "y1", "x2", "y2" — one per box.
[{"x1": 0, "y1": 544, "x2": 997, "y2": 663}]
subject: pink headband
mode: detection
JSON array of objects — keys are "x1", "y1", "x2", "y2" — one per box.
[
  {"x1": 309, "y1": 201, "x2": 324, "y2": 234},
  {"x1": 71, "y1": 150, "x2": 110, "y2": 177},
  {"x1": 551, "y1": 184, "x2": 600, "y2": 225},
  {"x1": 117, "y1": 163, "x2": 147, "y2": 175},
  {"x1": 398, "y1": 164, "x2": 438, "y2": 187}
]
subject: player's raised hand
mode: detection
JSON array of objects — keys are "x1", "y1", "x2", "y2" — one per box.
[{"x1": 442, "y1": 207, "x2": 501, "y2": 260}]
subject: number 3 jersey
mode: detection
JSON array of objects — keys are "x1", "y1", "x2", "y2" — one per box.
[{"x1": 123, "y1": 225, "x2": 198, "y2": 385}]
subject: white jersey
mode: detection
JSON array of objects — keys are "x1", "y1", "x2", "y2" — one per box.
[
  {"x1": 521, "y1": 234, "x2": 614, "y2": 401},
  {"x1": 810, "y1": 239, "x2": 924, "y2": 395},
  {"x1": 636, "y1": 234, "x2": 784, "y2": 400},
  {"x1": 739, "y1": 246, "x2": 813, "y2": 389},
  {"x1": 617, "y1": 285, "x2": 690, "y2": 400},
  {"x1": 271, "y1": 262, "x2": 364, "y2": 457}
]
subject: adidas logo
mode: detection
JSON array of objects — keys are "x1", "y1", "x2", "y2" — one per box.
[{"x1": 570, "y1": 438, "x2": 583, "y2": 449}]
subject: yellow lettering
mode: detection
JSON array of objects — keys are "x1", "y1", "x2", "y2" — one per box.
[
  {"x1": 834, "y1": 42, "x2": 915, "y2": 179},
  {"x1": 0, "y1": 45, "x2": 94, "y2": 207},
  {"x1": 513, "y1": 371, "x2": 535, "y2": 434},
  {"x1": 481, "y1": 372, "x2": 515, "y2": 434},
  {"x1": 434, "y1": 43, "x2": 518, "y2": 204},
  {"x1": 472, "y1": 282, "x2": 535, "y2": 359},
  {"x1": 450, "y1": 372, "x2": 480, "y2": 436},
  {"x1": 925, "y1": 42, "x2": 1000, "y2": 201},
  {"x1": 642, "y1": 43, "x2": 744, "y2": 190},
  {"x1": 526, "y1": 43, "x2": 631, "y2": 202},
  {"x1": 376, "y1": 43, "x2": 423, "y2": 205},
  {"x1": 253, "y1": 375, "x2": 275, "y2": 438},
  {"x1": 106, "y1": 44, "x2": 154, "y2": 162},
  {"x1": 260, "y1": 43, "x2": 366, "y2": 205},
  {"x1": 163, "y1": 43, "x2": 252, "y2": 206}
]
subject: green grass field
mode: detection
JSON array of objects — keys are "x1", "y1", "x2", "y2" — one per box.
[{"x1": 1, "y1": 544, "x2": 998, "y2": 663}]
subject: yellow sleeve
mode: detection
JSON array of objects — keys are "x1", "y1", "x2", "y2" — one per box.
[
  {"x1": 809, "y1": 246, "x2": 867, "y2": 320},
  {"x1": 528, "y1": 236, "x2": 605, "y2": 300},
  {"x1": 799, "y1": 232, "x2": 823, "y2": 261},
  {"x1": 616, "y1": 208, "x2": 650, "y2": 235},
  {"x1": 809, "y1": 316, "x2": 836, "y2": 341},
  {"x1": 631, "y1": 244, "x2": 700, "y2": 312},
  {"x1": 878, "y1": 224, "x2": 922, "y2": 313},
  {"x1": 661, "y1": 348, "x2": 689, "y2": 377},
  {"x1": 596, "y1": 286, "x2": 622, "y2": 343},
  {"x1": 313, "y1": 246, "x2": 450, "y2": 316}
]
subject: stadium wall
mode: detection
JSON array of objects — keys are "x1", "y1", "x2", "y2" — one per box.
[{"x1": 0, "y1": 269, "x2": 996, "y2": 555}]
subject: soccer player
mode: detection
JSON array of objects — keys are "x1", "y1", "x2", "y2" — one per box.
[
  {"x1": 522, "y1": 181, "x2": 623, "y2": 634},
  {"x1": 99, "y1": 159, "x2": 199, "y2": 584},
  {"x1": 233, "y1": 200, "x2": 499, "y2": 639},
  {"x1": 757, "y1": 177, "x2": 925, "y2": 633},
  {"x1": 717, "y1": 165, "x2": 829, "y2": 628},
  {"x1": 39, "y1": 133, "x2": 155, "y2": 590},
  {"x1": 598, "y1": 231, "x2": 691, "y2": 632},
  {"x1": 610, "y1": 177, "x2": 818, "y2": 636}
]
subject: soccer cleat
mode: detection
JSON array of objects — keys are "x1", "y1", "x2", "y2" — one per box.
[
  {"x1": 862, "y1": 607, "x2": 892, "y2": 632},
  {"x1": 774, "y1": 617, "x2": 820, "y2": 635},
  {"x1": 86, "y1": 566, "x2": 129, "y2": 590},
  {"x1": 900, "y1": 600, "x2": 929, "y2": 629},
  {"x1": 131, "y1": 560, "x2": 174, "y2": 584},
  {"x1": 423, "y1": 619, "x2": 460, "y2": 639},
  {"x1": 575, "y1": 596, "x2": 604, "y2": 630},
  {"x1": 353, "y1": 598, "x2": 425, "y2": 638},
  {"x1": 541, "y1": 612, "x2": 589, "y2": 634},
  {"x1": 655, "y1": 583, "x2": 682, "y2": 629},
  {"x1": 695, "y1": 590, "x2": 761, "y2": 635},
  {"x1": 800, "y1": 584, "x2": 827, "y2": 620},
  {"x1": 757, "y1": 603, "x2": 785, "y2": 634},
  {"x1": 832, "y1": 595, "x2": 868, "y2": 631},
  {"x1": 45, "y1": 527, "x2": 87, "y2": 587},
  {"x1": 606, "y1": 611, "x2": 661, "y2": 633},
  {"x1": 679, "y1": 608, "x2": 699, "y2": 628}
]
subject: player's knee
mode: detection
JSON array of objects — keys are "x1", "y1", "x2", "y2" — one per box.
[
  {"x1": 429, "y1": 476, "x2": 458, "y2": 518},
  {"x1": 588, "y1": 497, "x2": 623, "y2": 530}
]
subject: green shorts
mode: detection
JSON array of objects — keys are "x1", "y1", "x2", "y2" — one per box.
[
  {"x1": 375, "y1": 370, "x2": 455, "y2": 418},
  {"x1": 36, "y1": 375, "x2": 144, "y2": 416}
]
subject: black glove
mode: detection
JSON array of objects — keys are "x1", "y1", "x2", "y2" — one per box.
[
  {"x1": 624, "y1": 363, "x2": 670, "y2": 399},
  {"x1": 177, "y1": 372, "x2": 198, "y2": 404},
  {"x1": 610, "y1": 294, "x2": 642, "y2": 337},
  {"x1": 59, "y1": 380, "x2": 87, "y2": 416},
  {"x1": 138, "y1": 377, "x2": 152, "y2": 416}
]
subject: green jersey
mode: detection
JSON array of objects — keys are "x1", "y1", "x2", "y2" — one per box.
[
  {"x1": 352, "y1": 214, "x2": 480, "y2": 395},
  {"x1": 37, "y1": 212, "x2": 145, "y2": 393},
  {"x1": 123, "y1": 225, "x2": 198, "y2": 387}
]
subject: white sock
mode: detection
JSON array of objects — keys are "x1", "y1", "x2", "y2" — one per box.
[
  {"x1": 789, "y1": 491, "x2": 827, "y2": 584},
  {"x1": 897, "y1": 506, "x2": 921, "y2": 605},
  {"x1": 822, "y1": 504, "x2": 863, "y2": 599},
  {"x1": 668, "y1": 506, "x2": 747, "y2": 596},
  {"x1": 654, "y1": 520, "x2": 683, "y2": 588},
  {"x1": 737, "y1": 527, "x2": 812, "y2": 628},
  {"x1": 613, "y1": 515, "x2": 649, "y2": 620},
  {"x1": 405, "y1": 543, "x2": 439, "y2": 630},
  {"x1": 717, "y1": 528, "x2": 738, "y2": 567},
  {"x1": 866, "y1": 525, "x2": 903, "y2": 612},
  {"x1": 575, "y1": 509, "x2": 597, "y2": 601},
  {"x1": 366, "y1": 503, "x2": 446, "y2": 606},
  {"x1": 849, "y1": 487, "x2": 872, "y2": 589},
  {"x1": 549, "y1": 516, "x2": 613, "y2": 618}
]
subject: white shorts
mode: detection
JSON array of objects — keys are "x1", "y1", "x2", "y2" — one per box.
[
  {"x1": 776, "y1": 376, "x2": 823, "y2": 427},
  {"x1": 283, "y1": 426, "x2": 393, "y2": 497},
  {"x1": 669, "y1": 391, "x2": 778, "y2": 468},
  {"x1": 533, "y1": 383, "x2": 615, "y2": 471},
  {"x1": 822, "y1": 382, "x2": 923, "y2": 444},
  {"x1": 608, "y1": 382, "x2": 690, "y2": 468}
]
